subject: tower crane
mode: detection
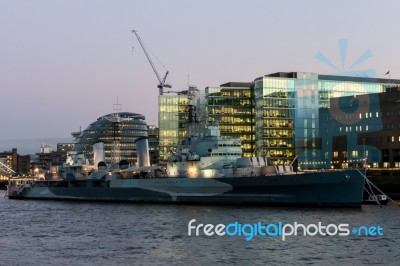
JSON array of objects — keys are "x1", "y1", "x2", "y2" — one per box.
[{"x1": 132, "y1": 30, "x2": 171, "y2": 95}]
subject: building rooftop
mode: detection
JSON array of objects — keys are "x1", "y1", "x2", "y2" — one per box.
[
  {"x1": 219, "y1": 82, "x2": 253, "y2": 88},
  {"x1": 254, "y1": 72, "x2": 400, "y2": 84}
]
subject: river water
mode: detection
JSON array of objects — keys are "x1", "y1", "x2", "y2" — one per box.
[{"x1": 0, "y1": 190, "x2": 399, "y2": 265}]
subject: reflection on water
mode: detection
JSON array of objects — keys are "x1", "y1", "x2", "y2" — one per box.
[{"x1": 0, "y1": 190, "x2": 399, "y2": 265}]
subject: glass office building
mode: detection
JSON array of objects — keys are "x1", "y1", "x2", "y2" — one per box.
[
  {"x1": 158, "y1": 95, "x2": 189, "y2": 161},
  {"x1": 254, "y1": 72, "x2": 391, "y2": 167},
  {"x1": 75, "y1": 112, "x2": 148, "y2": 165},
  {"x1": 206, "y1": 83, "x2": 254, "y2": 157},
  {"x1": 158, "y1": 88, "x2": 204, "y2": 161},
  {"x1": 319, "y1": 88, "x2": 400, "y2": 170},
  {"x1": 156, "y1": 72, "x2": 397, "y2": 166},
  {"x1": 158, "y1": 95, "x2": 190, "y2": 161}
]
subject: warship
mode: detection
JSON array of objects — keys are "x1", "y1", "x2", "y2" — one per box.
[{"x1": 7, "y1": 126, "x2": 366, "y2": 207}]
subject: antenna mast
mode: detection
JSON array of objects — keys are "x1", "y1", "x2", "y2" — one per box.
[{"x1": 104, "y1": 98, "x2": 127, "y2": 165}]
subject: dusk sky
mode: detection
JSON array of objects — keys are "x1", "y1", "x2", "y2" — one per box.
[{"x1": 1, "y1": 0, "x2": 399, "y2": 145}]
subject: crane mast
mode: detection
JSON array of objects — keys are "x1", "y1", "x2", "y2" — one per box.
[{"x1": 132, "y1": 30, "x2": 171, "y2": 95}]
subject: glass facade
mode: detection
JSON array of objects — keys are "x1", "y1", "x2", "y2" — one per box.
[
  {"x1": 206, "y1": 85, "x2": 254, "y2": 157},
  {"x1": 75, "y1": 112, "x2": 148, "y2": 165},
  {"x1": 319, "y1": 93, "x2": 382, "y2": 169},
  {"x1": 254, "y1": 72, "x2": 388, "y2": 167},
  {"x1": 254, "y1": 76, "x2": 298, "y2": 165},
  {"x1": 158, "y1": 95, "x2": 190, "y2": 161},
  {"x1": 319, "y1": 79, "x2": 385, "y2": 109},
  {"x1": 318, "y1": 89, "x2": 400, "y2": 170},
  {"x1": 156, "y1": 72, "x2": 397, "y2": 167}
]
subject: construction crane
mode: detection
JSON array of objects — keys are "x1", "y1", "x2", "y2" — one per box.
[{"x1": 132, "y1": 30, "x2": 172, "y2": 95}]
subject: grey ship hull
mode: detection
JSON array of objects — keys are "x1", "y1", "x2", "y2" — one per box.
[{"x1": 9, "y1": 169, "x2": 365, "y2": 207}]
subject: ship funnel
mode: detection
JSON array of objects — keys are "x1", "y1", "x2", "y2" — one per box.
[
  {"x1": 135, "y1": 137, "x2": 150, "y2": 167},
  {"x1": 97, "y1": 161, "x2": 107, "y2": 170},
  {"x1": 119, "y1": 160, "x2": 129, "y2": 169},
  {"x1": 93, "y1": 142, "x2": 105, "y2": 168}
]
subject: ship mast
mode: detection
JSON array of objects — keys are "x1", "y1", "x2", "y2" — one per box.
[{"x1": 104, "y1": 98, "x2": 128, "y2": 165}]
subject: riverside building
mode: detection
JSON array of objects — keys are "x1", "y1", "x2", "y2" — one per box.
[
  {"x1": 74, "y1": 112, "x2": 149, "y2": 165},
  {"x1": 0, "y1": 148, "x2": 30, "y2": 175},
  {"x1": 254, "y1": 72, "x2": 399, "y2": 168},
  {"x1": 206, "y1": 82, "x2": 254, "y2": 157},
  {"x1": 158, "y1": 87, "x2": 204, "y2": 161},
  {"x1": 319, "y1": 87, "x2": 400, "y2": 169},
  {"x1": 157, "y1": 72, "x2": 400, "y2": 168}
]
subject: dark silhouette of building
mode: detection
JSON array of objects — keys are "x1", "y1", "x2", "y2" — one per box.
[{"x1": 0, "y1": 148, "x2": 31, "y2": 175}]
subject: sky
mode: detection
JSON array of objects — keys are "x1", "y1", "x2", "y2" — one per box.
[{"x1": 1, "y1": 0, "x2": 400, "y2": 145}]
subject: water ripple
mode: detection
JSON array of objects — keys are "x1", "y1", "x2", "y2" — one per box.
[{"x1": 0, "y1": 190, "x2": 399, "y2": 265}]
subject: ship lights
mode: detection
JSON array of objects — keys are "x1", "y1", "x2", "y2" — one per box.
[
  {"x1": 202, "y1": 169, "x2": 214, "y2": 178},
  {"x1": 187, "y1": 165, "x2": 198, "y2": 178}
]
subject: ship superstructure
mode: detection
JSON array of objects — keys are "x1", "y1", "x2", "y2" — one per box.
[
  {"x1": 7, "y1": 125, "x2": 366, "y2": 207},
  {"x1": 166, "y1": 126, "x2": 294, "y2": 179}
]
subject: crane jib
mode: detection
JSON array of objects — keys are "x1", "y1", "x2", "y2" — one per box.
[{"x1": 132, "y1": 30, "x2": 171, "y2": 95}]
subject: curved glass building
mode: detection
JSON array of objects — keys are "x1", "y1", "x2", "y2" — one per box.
[{"x1": 75, "y1": 112, "x2": 148, "y2": 165}]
